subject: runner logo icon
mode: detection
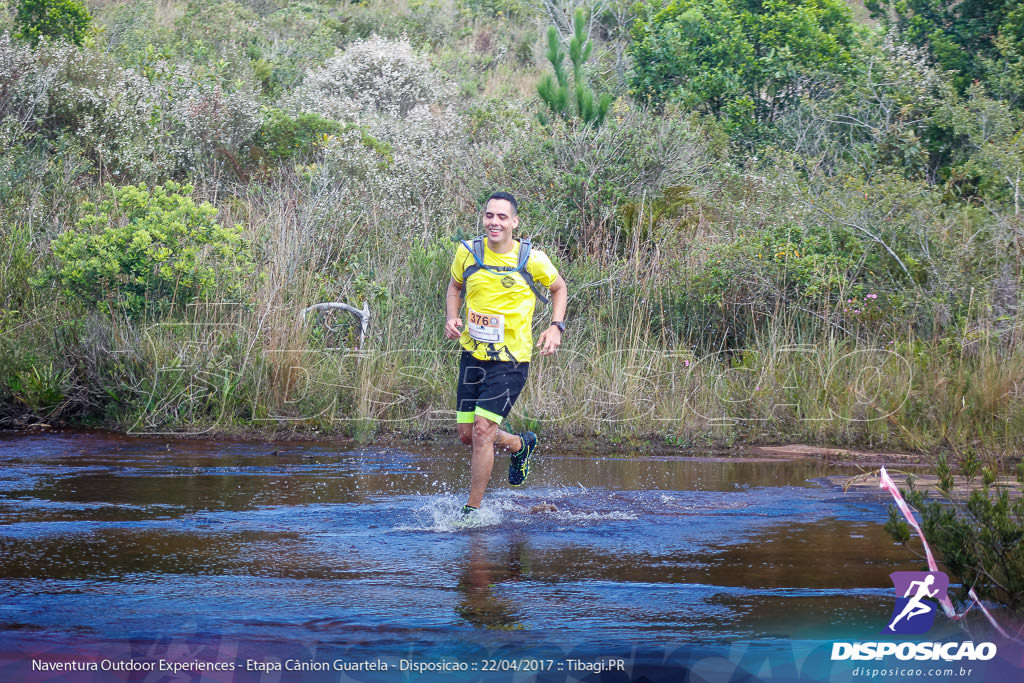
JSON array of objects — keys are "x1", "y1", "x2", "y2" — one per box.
[{"x1": 883, "y1": 571, "x2": 949, "y2": 635}]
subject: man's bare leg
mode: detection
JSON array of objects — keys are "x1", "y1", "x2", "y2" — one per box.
[{"x1": 464, "y1": 416, "x2": 523, "y2": 509}]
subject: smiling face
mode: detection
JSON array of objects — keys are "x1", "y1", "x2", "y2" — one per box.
[{"x1": 482, "y1": 198, "x2": 519, "y2": 253}]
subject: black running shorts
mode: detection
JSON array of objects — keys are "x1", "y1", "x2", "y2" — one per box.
[{"x1": 455, "y1": 351, "x2": 530, "y2": 424}]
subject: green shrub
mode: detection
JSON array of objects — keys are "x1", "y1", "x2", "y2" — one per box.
[
  {"x1": 9, "y1": 361, "x2": 70, "y2": 414},
  {"x1": 0, "y1": 224, "x2": 36, "y2": 312},
  {"x1": 866, "y1": 0, "x2": 1019, "y2": 94},
  {"x1": 672, "y1": 220, "x2": 886, "y2": 349},
  {"x1": 498, "y1": 103, "x2": 710, "y2": 256},
  {"x1": 693, "y1": 221, "x2": 877, "y2": 307},
  {"x1": 14, "y1": 0, "x2": 91, "y2": 47},
  {"x1": 946, "y1": 86, "x2": 1024, "y2": 207},
  {"x1": 777, "y1": 34, "x2": 959, "y2": 181},
  {"x1": 40, "y1": 182, "x2": 256, "y2": 317},
  {"x1": 886, "y1": 454, "x2": 1024, "y2": 614},
  {"x1": 255, "y1": 108, "x2": 346, "y2": 162},
  {"x1": 457, "y1": 0, "x2": 535, "y2": 21},
  {"x1": 629, "y1": 0, "x2": 856, "y2": 136},
  {"x1": 985, "y1": 5, "x2": 1024, "y2": 107}
]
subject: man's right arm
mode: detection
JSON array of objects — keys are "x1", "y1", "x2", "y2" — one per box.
[{"x1": 444, "y1": 277, "x2": 463, "y2": 340}]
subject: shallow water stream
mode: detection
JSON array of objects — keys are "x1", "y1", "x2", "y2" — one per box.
[{"x1": 0, "y1": 432, "x2": 1016, "y2": 682}]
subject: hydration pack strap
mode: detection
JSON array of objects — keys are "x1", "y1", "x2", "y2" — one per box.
[{"x1": 459, "y1": 237, "x2": 550, "y2": 304}]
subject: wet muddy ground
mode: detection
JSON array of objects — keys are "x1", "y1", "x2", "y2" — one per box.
[{"x1": 0, "y1": 432, "x2": 1016, "y2": 682}]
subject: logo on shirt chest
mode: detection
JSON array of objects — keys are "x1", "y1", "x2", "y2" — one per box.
[{"x1": 501, "y1": 275, "x2": 516, "y2": 288}]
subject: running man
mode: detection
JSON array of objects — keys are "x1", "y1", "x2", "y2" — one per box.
[
  {"x1": 888, "y1": 574, "x2": 939, "y2": 631},
  {"x1": 444, "y1": 192, "x2": 567, "y2": 517}
]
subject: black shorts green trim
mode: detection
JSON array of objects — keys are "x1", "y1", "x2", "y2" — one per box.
[{"x1": 456, "y1": 351, "x2": 529, "y2": 424}]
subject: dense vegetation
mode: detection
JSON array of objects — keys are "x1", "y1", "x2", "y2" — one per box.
[
  {"x1": 1, "y1": 0, "x2": 1023, "y2": 608},
  {"x1": 2, "y1": 0, "x2": 1022, "y2": 445}
]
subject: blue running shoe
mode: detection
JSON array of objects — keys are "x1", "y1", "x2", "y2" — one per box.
[{"x1": 508, "y1": 432, "x2": 537, "y2": 487}]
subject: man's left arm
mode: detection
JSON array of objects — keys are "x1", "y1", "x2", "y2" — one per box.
[{"x1": 537, "y1": 275, "x2": 567, "y2": 356}]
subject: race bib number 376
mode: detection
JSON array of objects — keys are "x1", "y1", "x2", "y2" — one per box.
[{"x1": 467, "y1": 308, "x2": 505, "y2": 344}]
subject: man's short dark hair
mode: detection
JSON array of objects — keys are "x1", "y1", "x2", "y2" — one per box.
[{"x1": 486, "y1": 191, "x2": 518, "y2": 216}]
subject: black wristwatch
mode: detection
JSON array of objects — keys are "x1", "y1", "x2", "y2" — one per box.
[{"x1": 550, "y1": 321, "x2": 565, "y2": 333}]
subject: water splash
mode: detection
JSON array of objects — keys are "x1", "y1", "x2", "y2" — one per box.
[{"x1": 397, "y1": 495, "x2": 504, "y2": 533}]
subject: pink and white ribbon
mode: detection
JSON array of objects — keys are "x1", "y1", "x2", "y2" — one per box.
[{"x1": 878, "y1": 466, "x2": 1011, "y2": 639}]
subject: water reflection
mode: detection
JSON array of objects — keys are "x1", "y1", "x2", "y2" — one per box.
[{"x1": 455, "y1": 534, "x2": 527, "y2": 631}]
